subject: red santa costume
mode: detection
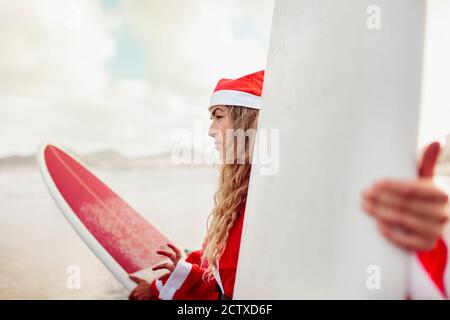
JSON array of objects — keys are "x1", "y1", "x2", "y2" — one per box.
[
  {"x1": 409, "y1": 229, "x2": 450, "y2": 299},
  {"x1": 148, "y1": 71, "x2": 264, "y2": 300},
  {"x1": 147, "y1": 70, "x2": 449, "y2": 300}
]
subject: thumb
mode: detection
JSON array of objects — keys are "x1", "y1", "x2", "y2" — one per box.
[
  {"x1": 419, "y1": 141, "x2": 441, "y2": 178},
  {"x1": 129, "y1": 275, "x2": 145, "y2": 284}
]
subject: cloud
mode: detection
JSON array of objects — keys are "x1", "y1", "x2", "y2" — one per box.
[
  {"x1": 0, "y1": 0, "x2": 120, "y2": 155},
  {"x1": 121, "y1": 0, "x2": 274, "y2": 108},
  {"x1": 0, "y1": 0, "x2": 275, "y2": 157},
  {"x1": 0, "y1": 0, "x2": 116, "y2": 99}
]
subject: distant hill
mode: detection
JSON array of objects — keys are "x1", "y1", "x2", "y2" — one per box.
[
  {"x1": 0, "y1": 141, "x2": 448, "y2": 173},
  {"x1": 0, "y1": 155, "x2": 37, "y2": 168},
  {"x1": 0, "y1": 149, "x2": 208, "y2": 170}
]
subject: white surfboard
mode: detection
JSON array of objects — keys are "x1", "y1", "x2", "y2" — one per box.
[{"x1": 235, "y1": 0, "x2": 425, "y2": 299}]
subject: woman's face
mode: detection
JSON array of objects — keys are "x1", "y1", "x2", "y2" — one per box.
[{"x1": 208, "y1": 105, "x2": 232, "y2": 154}]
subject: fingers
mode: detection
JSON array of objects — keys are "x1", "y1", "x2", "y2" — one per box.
[
  {"x1": 419, "y1": 141, "x2": 441, "y2": 178},
  {"x1": 376, "y1": 220, "x2": 437, "y2": 251},
  {"x1": 152, "y1": 261, "x2": 175, "y2": 272},
  {"x1": 135, "y1": 290, "x2": 150, "y2": 300},
  {"x1": 129, "y1": 287, "x2": 151, "y2": 300},
  {"x1": 152, "y1": 244, "x2": 181, "y2": 273},
  {"x1": 128, "y1": 275, "x2": 148, "y2": 300},
  {"x1": 128, "y1": 287, "x2": 141, "y2": 300},
  {"x1": 362, "y1": 196, "x2": 443, "y2": 240},
  {"x1": 362, "y1": 177, "x2": 450, "y2": 252},
  {"x1": 363, "y1": 184, "x2": 449, "y2": 224},
  {"x1": 128, "y1": 278, "x2": 152, "y2": 300},
  {"x1": 156, "y1": 243, "x2": 182, "y2": 266},
  {"x1": 372, "y1": 179, "x2": 449, "y2": 202},
  {"x1": 157, "y1": 250, "x2": 176, "y2": 263},
  {"x1": 167, "y1": 243, "x2": 182, "y2": 259}
]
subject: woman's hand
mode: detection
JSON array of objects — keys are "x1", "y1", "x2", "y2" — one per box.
[
  {"x1": 128, "y1": 275, "x2": 152, "y2": 300},
  {"x1": 362, "y1": 141, "x2": 449, "y2": 251},
  {"x1": 152, "y1": 243, "x2": 183, "y2": 278},
  {"x1": 128, "y1": 244, "x2": 183, "y2": 300}
]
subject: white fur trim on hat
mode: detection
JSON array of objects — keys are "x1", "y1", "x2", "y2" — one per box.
[{"x1": 209, "y1": 90, "x2": 261, "y2": 110}]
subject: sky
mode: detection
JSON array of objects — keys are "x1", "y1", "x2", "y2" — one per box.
[
  {"x1": 0, "y1": 0, "x2": 274, "y2": 157},
  {"x1": 0, "y1": 0, "x2": 448, "y2": 158},
  {"x1": 419, "y1": 0, "x2": 450, "y2": 149}
]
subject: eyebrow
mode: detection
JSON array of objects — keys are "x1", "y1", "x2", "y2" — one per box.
[{"x1": 210, "y1": 108, "x2": 222, "y2": 117}]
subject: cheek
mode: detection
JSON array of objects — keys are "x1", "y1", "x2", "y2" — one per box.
[
  {"x1": 223, "y1": 118, "x2": 233, "y2": 131},
  {"x1": 218, "y1": 120, "x2": 232, "y2": 139}
]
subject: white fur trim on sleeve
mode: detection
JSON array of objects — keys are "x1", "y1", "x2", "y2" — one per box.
[
  {"x1": 155, "y1": 279, "x2": 163, "y2": 292},
  {"x1": 159, "y1": 259, "x2": 192, "y2": 300}
]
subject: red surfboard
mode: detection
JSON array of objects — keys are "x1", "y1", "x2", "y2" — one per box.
[{"x1": 37, "y1": 142, "x2": 174, "y2": 290}]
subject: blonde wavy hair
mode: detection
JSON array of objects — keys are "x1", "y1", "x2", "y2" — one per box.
[{"x1": 201, "y1": 105, "x2": 259, "y2": 280}]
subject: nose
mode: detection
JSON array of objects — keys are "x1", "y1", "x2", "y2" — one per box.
[{"x1": 208, "y1": 122, "x2": 217, "y2": 138}]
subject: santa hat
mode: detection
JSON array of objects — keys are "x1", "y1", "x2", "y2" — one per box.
[{"x1": 209, "y1": 70, "x2": 265, "y2": 110}]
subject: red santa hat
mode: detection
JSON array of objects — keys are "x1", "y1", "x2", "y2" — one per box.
[{"x1": 209, "y1": 70, "x2": 265, "y2": 110}]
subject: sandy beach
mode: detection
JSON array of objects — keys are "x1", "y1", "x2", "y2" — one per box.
[{"x1": 0, "y1": 165, "x2": 218, "y2": 299}]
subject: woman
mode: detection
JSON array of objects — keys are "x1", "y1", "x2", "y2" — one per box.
[{"x1": 129, "y1": 70, "x2": 450, "y2": 300}]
